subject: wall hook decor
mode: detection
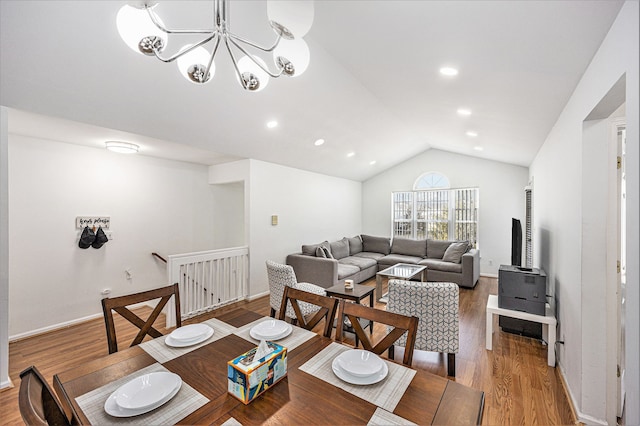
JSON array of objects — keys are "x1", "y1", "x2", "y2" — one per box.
[{"x1": 78, "y1": 226, "x2": 96, "y2": 249}]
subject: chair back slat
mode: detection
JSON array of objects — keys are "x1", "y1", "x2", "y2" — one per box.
[
  {"x1": 336, "y1": 300, "x2": 419, "y2": 366},
  {"x1": 278, "y1": 286, "x2": 339, "y2": 338},
  {"x1": 19, "y1": 366, "x2": 71, "y2": 426},
  {"x1": 101, "y1": 283, "x2": 181, "y2": 354}
]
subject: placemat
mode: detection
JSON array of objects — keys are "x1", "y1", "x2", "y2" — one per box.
[
  {"x1": 367, "y1": 408, "x2": 417, "y2": 425},
  {"x1": 140, "y1": 318, "x2": 235, "y2": 363},
  {"x1": 299, "y1": 342, "x2": 416, "y2": 412},
  {"x1": 234, "y1": 317, "x2": 317, "y2": 351},
  {"x1": 76, "y1": 363, "x2": 209, "y2": 425}
]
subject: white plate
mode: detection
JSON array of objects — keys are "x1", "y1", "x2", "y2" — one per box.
[
  {"x1": 115, "y1": 371, "x2": 182, "y2": 410},
  {"x1": 334, "y1": 349, "x2": 384, "y2": 377},
  {"x1": 169, "y1": 324, "x2": 212, "y2": 343},
  {"x1": 165, "y1": 327, "x2": 214, "y2": 348},
  {"x1": 331, "y1": 357, "x2": 388, "y2": 386},
  {"x1": 250, "y1": 319, "x2": 290, "y2": 339},
  {"x1": 104, "y1": 374, "x2": 181, "y2": 417},
  {"x1": 249, "y1": 322, "x2": 293, "y2": 341}
]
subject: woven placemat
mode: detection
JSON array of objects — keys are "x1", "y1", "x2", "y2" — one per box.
[
  {"x1": 76, "y1": 363, "x2": 208, "y2": 425},
  {"x1": 367, "y1": 407, "x2": 417, "y2": 425},
  {"x1": 234, "y1": 317, "x2": 317, "y2": 351},
  {"x1": 299, "y1": 342, "x2": 416, "y2": 412},
  {"x1": 140, "y1": 318, "x2": 235, "y2": 363}
]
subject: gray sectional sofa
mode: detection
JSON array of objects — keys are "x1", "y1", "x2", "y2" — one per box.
[{"x1": 286, "y1": 235, "x2": 480, "y2": 289}]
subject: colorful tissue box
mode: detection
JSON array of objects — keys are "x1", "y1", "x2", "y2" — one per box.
[{"x1": 227, "y1": 342, "x2": 288, "y2": 404}]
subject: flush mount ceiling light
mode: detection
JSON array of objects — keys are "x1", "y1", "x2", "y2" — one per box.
[
  {"x1": 314, "y1": 138, "x2": 325, "y2": 146},
  {"x1": 457, "y1": 108, "x2": 472, "y2": 116},
  {"x1": 439, "y1": 67, "x2": 458, "y2": 76},
  {"x1": 116, "y1": 0, "x2": 313, "y2": 91},
  {"x1": 105, "y1": 141, "x2": 139, "y2": 154},
  {"x1": 466, "y1": 131, "x2": 478, "y2": 137},
  {"x1": 266, "y1": 120, "x2": 279, "y2": 129}
]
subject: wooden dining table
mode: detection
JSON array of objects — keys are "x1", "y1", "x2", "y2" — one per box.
[{"x1": 53, "y1": 308, "x2": 484, "y2": 425}]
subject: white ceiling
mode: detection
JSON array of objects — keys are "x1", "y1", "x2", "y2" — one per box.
[{"x1": 0, "y1": 0, "x2": 624, "y2": 181}]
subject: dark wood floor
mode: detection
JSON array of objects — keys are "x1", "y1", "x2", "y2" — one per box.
[{"x1": 0, "y1": 276, "x2": 576, "y2": 425}]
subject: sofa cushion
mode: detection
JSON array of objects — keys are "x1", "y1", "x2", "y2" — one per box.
[
  {"x1": 419, "y1": 258, "x2": 463, "y2": 273},
  {"x1": 337, "y1": 263, "x2": 360, "y2": 279},
  {"x1": 302, "y1": 241, "x2": 331, "y2": 257},
  {"x1": 339, "y1": 256, "x2": 377, "y2": 271},
  {"x1": 391, "y1": 238, "x2": 427, "y2": 258},
  {"x1": 378, "y1": 254, "x2": 423, "y2": 266},
  {"x1": 442, "y1": 241, "x2": 469, "y2": 263},
  {"x1": 361, "y1": 234, "x2": 391, "y2": 255},
  {"x1": 330, "y1": 238, "x2": 350, "y2": 260},
  {"x1": 426, "y1": 239, "x2": 453, "y2": 259},
  {"x1": 353, "y1": 252, "x2": 386, "y2": 261},
  {"x1": 346, "y1": 236, "x2": 363, "y2": 255}
]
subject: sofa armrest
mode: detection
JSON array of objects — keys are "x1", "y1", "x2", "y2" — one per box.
[
  {"x1": 286, "y1": 254, "x2": 338, "y2": 289},
  {"x1": 461, "y1": 249, "x2": 480, "y2": 288}
]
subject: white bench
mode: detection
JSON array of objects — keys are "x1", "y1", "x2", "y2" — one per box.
[{"x1": 485, "y1": 294, "x2": 557, "y2": 367}]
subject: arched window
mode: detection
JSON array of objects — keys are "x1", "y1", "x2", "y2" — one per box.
[{"x1": 413, "y1": 172, "x2": 450, "y2": 190}]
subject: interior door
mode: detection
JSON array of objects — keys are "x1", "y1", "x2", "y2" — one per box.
[{"x1": 617, "y1": 125, "x2": 626, "y2": 418}]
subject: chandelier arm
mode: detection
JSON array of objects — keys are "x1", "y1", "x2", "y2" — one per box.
[
  {"x1": 145, "y1": 6, "x2": 213, "y2": 35},
  {"x1": 223, "y1": 36, "x2": 249, "y2": 89},
  {"x1": 227, "y1": 30, "x2": 282, "y2": 53},
  {"x1": 151, "y1": 34, "x2": 218, "y2": 63},
  {"x1": 203, "y1": 36, "x2": 221, "y2": 80},
  {"x1": 227, "y1": 37, "x2": 284, "y2": 78}
]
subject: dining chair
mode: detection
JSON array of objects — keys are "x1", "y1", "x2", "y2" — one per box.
[
  {"x1": 266, "y1": 260, "x2": 326, "y2": 321},
  {"x1": 386, "y1": 279, "x2": 459, "y2": 376},
  {"x1": 101, "y1": 283, "x2": 181, "y2": 354},
  {"x1": 278, "y1": 286, "x2": 340, "y2": 338},
  {"x1": 335, "y1": 300, "x2": 419, "y2": 366},
  {"x1": 19, "y1": 365, "x2": 71, "y2": 426}
]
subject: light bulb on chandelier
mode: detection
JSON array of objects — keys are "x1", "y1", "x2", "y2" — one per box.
[{"x1": 116, "y1": 0, "x2": 313, "y2": 91}]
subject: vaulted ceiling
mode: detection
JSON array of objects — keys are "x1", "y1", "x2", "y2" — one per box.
[{"x1": 0, "y1": 1, "x2": 624, "y2": 181}]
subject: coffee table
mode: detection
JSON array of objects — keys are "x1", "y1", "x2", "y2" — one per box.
[
  {"x1": 325, "y1": 283, "x2": 375, "y2": 346},
  {"x1": 376, "y1": 263, "x2": 428, "y2": 302}
]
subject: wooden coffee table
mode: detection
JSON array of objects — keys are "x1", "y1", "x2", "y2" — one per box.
[
  {"x1": 325, "y1": 283, "x2": 375, "y2": 346},
  {"x1": 376, "y1": 263, "x2": 427, "y2": 302}
]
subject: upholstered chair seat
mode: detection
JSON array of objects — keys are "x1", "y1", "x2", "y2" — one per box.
[
  {"x1": 266, "y1": 260, "x2": 326, "y2": 320},
  {"x1": 386, "y1": 279, "x2": 459, "y2": 376}
]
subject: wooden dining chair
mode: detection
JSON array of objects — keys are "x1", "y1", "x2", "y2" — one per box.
[
  {"x1": 335, "y1": 300, "x2": 419, "y2": 366},
  {"x1": 101, "y1": 283, "x2": 181, "y2": 354},
  {"x1": 278, "y1": 286, "x2": 339, "y2": 338},
  {"x1": 19, "y1": 366, "x2": 71, "y2": 426}
]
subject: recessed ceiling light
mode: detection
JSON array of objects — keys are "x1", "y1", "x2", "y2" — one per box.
[
  {"x1": 369, "y1": 160, "x2": 377, "y2": 165},
  {"x1": 457, "y1": 108, "x2": 472, "y2": 116},
  {"x1": 105, "y1": 141, "x2": 139, "y2": 154},
  {"x1": 266, "y1": 120, "x2": 278, "y2": 129},
  {"x1": 474, "y1": 146, "x2": 484, "y2": 151},
  {"x1": 439, "y1": 67, "x2": 458, "y2": 76},
  {"x1": 314, "y1": 138, "x2": 325, "y2": 146},
  {"x1": 466, "y1": 131, "x2": 478, "y2": 137},
  {"x1": 347, "y1": 152, "x2": 355, "y2": 158}
]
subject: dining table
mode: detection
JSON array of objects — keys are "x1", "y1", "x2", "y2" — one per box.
[{"x1": 53, "y1": 308, "x2": 484, "y2": 425}]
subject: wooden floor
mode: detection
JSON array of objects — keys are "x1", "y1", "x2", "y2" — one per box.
[{"x1": 0, "y1": 276, "x2": 576, "y2": 425}]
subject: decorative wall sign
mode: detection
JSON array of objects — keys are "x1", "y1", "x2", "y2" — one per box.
[{"x1": 76, "y1": 216, "x2": 110, "y2": 229}]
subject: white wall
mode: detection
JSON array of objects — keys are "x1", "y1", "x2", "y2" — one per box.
[
  {"x1": 0, "y1": 107, "x2": 9, "y2": 388},
  {"x1": 211, "y1": 181, "x2": 245, "y2": 249},
  {"x1": 362, "y1": 149, "x2": 529, "y2": 275},
  {"x1": 210, "y1": 159, "x2": 362, "y2": 298},
  {"x1": 8, "y1": 135, "x2": 218, "y2": 338},
  {"x1": 529, "y1": 2, "x2": 639, "y2": 423}
]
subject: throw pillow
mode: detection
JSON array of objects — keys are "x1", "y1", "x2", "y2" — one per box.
[
  {"x1": 442, "y1": 241, "x2": 469, "y2": 264},
  {"x1": 346, "y1": 236, "x2": 363, "y2": 255},
  {"x1": 330, "y1": 238, "x2": 350, "y2": 260},
  {"x1": 361, "y1": 234, "x2": 391, "y2": 255},
  {"x1": 322, "y1": 246, "x2": 334, "y2": 259},
  {"x1": 315, "y1": 247, "x2": 327, "y2": 258},
  {"x1": 302, "y1": 241, "x2": 330, "y2": 256}
]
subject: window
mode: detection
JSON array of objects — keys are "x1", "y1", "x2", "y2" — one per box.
[{"x1": 392, "y1": 187, "x2": 479, "y2": 247}]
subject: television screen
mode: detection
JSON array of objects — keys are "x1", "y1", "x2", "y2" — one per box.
[{"x1": 511, "y1": 218, "x2": 522, "y2": 266}]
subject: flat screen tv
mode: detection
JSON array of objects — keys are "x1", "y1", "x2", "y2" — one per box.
[{"x1": 511, "y1": 218, "x2": 522, "y2": 267}]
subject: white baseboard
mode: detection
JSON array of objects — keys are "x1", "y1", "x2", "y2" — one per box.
[
  {"x1": 481, "y1": 272, "x2": 499, "y2": 279},
  {"x1": 9, "y1": 312, "x2": 103, "y2": 342},
  {"x1": 246, "y1": 290, "x2": 269, "y2": 301},
  {"x1": 0, "y1": 378, "x2": 13, "y2": 389}
]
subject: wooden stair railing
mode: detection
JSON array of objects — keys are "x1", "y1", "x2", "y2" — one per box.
[{"x1": 152, "y1": 252, "x2": 167, "y2": 263}]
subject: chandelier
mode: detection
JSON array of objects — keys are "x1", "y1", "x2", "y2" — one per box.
[{"x1": 116, "y1": 0, "x2": 313, "y2": 91}]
